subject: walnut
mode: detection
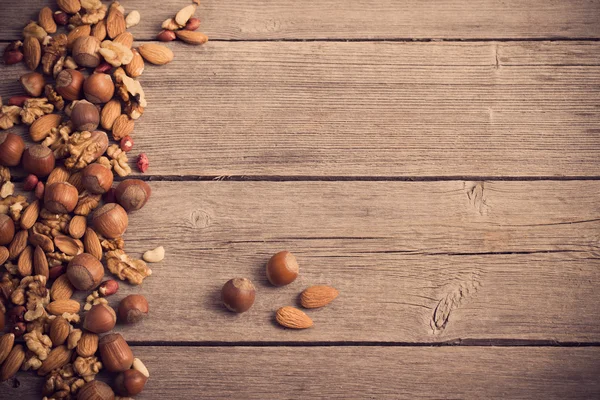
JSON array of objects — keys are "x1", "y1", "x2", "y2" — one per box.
[
  {"x1": 24, "y1": 302, "x2": 47, "y2": 322},
  {"x1": 97, "y1": 156, "x2": 111, "y2": 170},
  {"x1": 43, "y1": 122, "x2": 73, "y2": 158},
  {"x1": 99, "y1": 40, "x2": 133, "y2": 67},
  {"x1": 20, "y1": 98, "x2": 54, "y2": 125},
  {"x1": 0, "y1": 181, "x2": 14, "y2": 199},
  {"x1": 61, "y1": 312, "x2": 81, "y2": 324},
  {"x1": 0, "y1": 105, "x2": 21, "y2": 129},
  {"x1": 81, "y1": 1, "x2": 107, "y2": 25},
  {"x1": 24, "y1": 329, "x2": 53, "y2": 361},
  {"x1": 100, "y1": 236, "x2": 125, "y2": 251},
  {"x1": 46, "y1": 85, "x2": 65, "y2": 111},
  {"x1": 83, "y1": 291, "x2": 107, "y2": 311},
  {"x1": 42, "y1": 34, "x2": 68, "y2": 76},
  {"x1": 67, "y1": 329, "x2": 82, "y2": 350},
  {"x1": 73, "y1": 356, "x2": 102, "y2": 382},
  {"x1": 23, "y1": 22, "x2": 47, "y2": 41},
  {"x1": 64, "y1": 56, "x2": 78, "y2": 70},
  {"x1": 53, "y1": 56, "x2": 66, "y2": 78},
  {"x1": 106, "y1": 250, "x2": 152, "y2": 285},
  {"x1": 65, "y1": 131, "x2": 109, "y2": 170},
  {"x1": 0, "y1": 194, "x2": 28, "y2": 221},
  {"x1": 106, "y1": 144, "x2": 131, "y2": 177},
  {"x1": 114, "y1": 68, "x2": 146, "y2": 120},
  {"x1": 42, "y1": 364, "x2": 82, "y2": 399},
  {"x1": 34, "y1": 209, "x2": 71, "y2": 238},
  {"x1": 22, "y1": 352, "x2": 43, "y2": 371},
  {"x1": 74, "y1": 192, "x2": 101, "y2": 216},
  {"x1": 69, "y1": 13, "x2": 83, "y2": 28},
  {"x1": 0, "y1": 166, "x2": 9, "y2": 185}
]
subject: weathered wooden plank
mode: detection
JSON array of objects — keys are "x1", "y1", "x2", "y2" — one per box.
[
  {"x1": 1, "y1": 41, "x2": 599, "y2": 177},
  {"x1": 68, "y1": 180, "x2": 600, "y2": 343},
  {"x1": 1, "y1": 0, "x2": 600, "y2": 41},
  {"x1": 3, "y1": 346, "x2": 600, "y2": 399}
]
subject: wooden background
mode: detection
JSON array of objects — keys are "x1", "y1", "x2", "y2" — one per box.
[{"x1": 1, "y1": 0, "x2": 600, "y2": 398}]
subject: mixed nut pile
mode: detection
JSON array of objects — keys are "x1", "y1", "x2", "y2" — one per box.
[
  {"x1": 222, "y1": 251, "x2": 339, "y2": 329},
  {"x1": 0, "y1": 0, "x2": 207, "y2": 399}
]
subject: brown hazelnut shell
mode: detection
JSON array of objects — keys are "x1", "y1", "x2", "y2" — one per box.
[
  {"x1": 82, "y1": 163, "x2": 113, "y2": 194},
  {"x1": 83, "y1": 303, "x2": 116, "y2": 333},
  {"x1": 0, "y1": 214, "x2": 15, "y2": 246},
  {"x1": 19, "y1": 72, "x2": 45, "y2": 97},
  {"x1": 92, "y1": 203, "x2": 128, "y2": 239},
  {"x1": 266, "y1": 250, "x2": 299, "y2": 286},
  {"x1": 99, "y1": 333, "x2": 133, "y2": 372},
  {"x1": 67, "y1": 253, "x2": 104, "y2": 291},
  {"x1": 115, "y1": 179, "x2": 152, "y2": 212},
  {"x1": 56, "y1": 69, "x2": 84, "y2": 101},
  {"x1": 118, "y1": 294, "x2": 149, "y2": 324},
  {"x1": 22, "y1": 145, "x2": 55, "y2": 177},
  {"x1": 77, "y1": 380, "x2": 115, "y2": 400},
  {"x1": 84, "y1": 73, "x2": 114, "y2": 104},
  {"x1": 0, "y1": 132, "x2": 25, "y2": 166},
  {"x1": 222, "y1": 278, "x2": 256, "y2": 313},
  {"x1": 71, "y1": 100, "x2": 100, "y2": 132},
  {"x1": 115, "y1": 369, "x2": 147, "y2": 396},
  {"x1": 72, "y1": 36, "x2": 101, "y2": 68},
  {"x1": 44, "y1": 182, "x2": 79, "y2": 213}
]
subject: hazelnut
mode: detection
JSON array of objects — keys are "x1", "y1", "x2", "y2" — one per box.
[
  {"x1": 44, "y1": 182, "x2": 79, "y2": 213},
  {"x1": 118, "y1": 294, "x2": 149, "y2": 324},
  {"x1": 0, "y1": 215, "x2": 15, "y2": 246},
  {"x1": 19, "y1": 72, "x2": 45, "y2": 97},
  {"x1": 99, "y1": 279, "x2": 119, "y2": 296},
  {"x1": 23, "y1": 174, "x2": 39, "y2": 191},
  {"x1": 83, "y1": 303, "x2": 117, "y2": 333},
  {"x1": 34, "y1": 181, "x2": 45, "y2": 199},
  {"x1": 91, "y1": 203, "x2": 128, "y2": 239},
  {"x1": 99, "y1": 333, "x2": 134, "y2": 372},
  {"x1": 115, "y1": 179, "x2": 151, "y2": 212},
  {"x1": 185, "y1": 17, "x2": 201, "y2": 31},
  {"x1": 56, "y1": 69, "x2": 85, "y2": 101},
  {"x1": 119, "y1": 135, "x2": 134, "y2": 152},
  {"x1": 3, "y1": 50, "x2": 23, "y2": 65},
  {"x1": 71, "y1": 100, "x2": 100, "y2": 131},
  {"x1": 266, "y1": 250, "x2": 299, "y2": 286},
  {"x1": 0, "y1": 132, "x2": 25, "y2": 166},
  {"x1": 49, "y1": 264, "x2": 66, "y2": 280},
  {"x1": 77, "y1": 380, "x2": 114, "y2": 400},
  {"x1": 67, "y1": 253, "x2": 104, "y2": 291},
  {"x1": 156, "y1": 30, "x2": 176, "y2": 42},
  {"x1": 84, "y1": 73, "x2": 115, "y2": 104},
  {"x1": 12, "y1": 322, "x2": 26, "y2": 338},
  {"x1": 53, "y1": 11, "x2": 68, "y2": 26},
  {"x1": 22, "y1": 144, "x2": 55, "y2": 177},
  {"x1": 72, "y1": 36, "x2": 101, "y2": 68},
  {"x1": 82, "y1": 163, "x2": 113, "y2": 194},
  {"x1": 222, "y1": 278, "x2": 256, "y2": 313},
  {"x1": 115, "y1": 369, "x2": 147, "y2": 396}
]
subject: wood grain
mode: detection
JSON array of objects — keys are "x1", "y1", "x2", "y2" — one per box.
[
  {"x1": 1, "y1": 0, "x2": 600, "y2": 41},
  {"x1": 66, "y1": 180, "x2": 600, "y2": 343},
  {"x1": 2, "y1": 41, "x2": 599, "y2": 177},
  {"x1": 3, "y1": 346, "x2": 600, "y2": 399}
]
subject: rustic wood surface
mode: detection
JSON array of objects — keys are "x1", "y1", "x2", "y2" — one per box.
[{"x1": 1, "y1": 0, "x2": 600, "y2": 398}]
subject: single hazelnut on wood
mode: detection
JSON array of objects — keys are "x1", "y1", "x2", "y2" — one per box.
[
  {"x1": 114, "y1": 369, "x2": 147, "y2": 396},
  {"x1": 0, "y1": 214, "x2": 14, "y2": 245},
  {"x1": 44, "y1": 182, "x2": 79, "y2": 213},
  {"x1": 84, "y1": 73, "x2": 114, "y2": 104},
  {"x1": 72, "y1": 36, "x2": 101, "y2": 68},
  {"x1": 0, "y1": 132, "x2": 25, "y2": 167},
  {"x1": 115, "y1": 179, "x2": 152, "y2": 212},
  {"x1": 82, "y1": 163, "x2": 113, "y2": 194},
  {"x1": 92, "y1": 203, "x2": 128, "y2": 239},
  {"x1": 19, "y1": 72, "x2": 45, "y2": 97},
  {"x1": 222, "y1": 278, "x2": 256, "y2": 313},
  {"x1": 84, "y1": 303, "x2": 117, "y2": 333},
  {"x1": 22, "y1": 144, "x2": 55, "y2": 177},
  {"x1": 67, "y1": 253, "x2": 104, "y2": 291},
  {"x1": 56, "y1": 69, "x2": 84, "y2": 101},
  {"x1": 77, "y1": 380, "x2": 115, "y2": 400},
  {"x1": 118, "y1": 294, "x2": 149, "y2": 324},
  {"x1": 99, "y1": 333, "x2": 134, "y2": 372},
  {"x1": 71, "y1": 100, "x2": 100, "y2": 132},
  {"x1": 266, "y1": 251, "x2": 299, "y2": 286}
]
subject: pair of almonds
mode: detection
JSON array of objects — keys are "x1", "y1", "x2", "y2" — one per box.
[{"x1": 275, "y1": 285, "x2": 339, "y2": 330}]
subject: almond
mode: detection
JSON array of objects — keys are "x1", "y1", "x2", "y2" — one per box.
[
  {"x1": 8, "y1": 230, "x2": 28, "y2": 260},
  {"x1": 30, "y1": 113, "x2": 62, "y2": 142},
  {"x1": 68, "y1": 171, "x2": 85, "y2": 193},
  {"x1": 275, "y1": 306, "x2": 313, "y2": 329},
  {"x1": 51, "y1": 274, "x2": 74, "y2": 301},
  {"x1": 67, "y1": 25, "x2": 91, "y2": 50},
  {"x1": 111, "y1": 114, "x2": 134, "y2": 140},
  {"x1": 0, "y1": 334, "x2": 15, "y2": 365},
  {"x1": 101, "y1": 99, "x2": 121, "y2": 130},
  {"x1": 33, "y1": 245, "x2": 49, "y2": 279},
  {"x1": 114, "y1": 31, "x2": 134, "y2": 48},
  {"x1": 0, "y1": 246, "x2": 9, "y2": 265},
  {"x1": 57, "y1": 0, "x2": 81, "y2": 14},
  {"x1": 175, "y1": 30, "x2": 209, "y2": 45},
  {"x1": 92, "y1": 20, "x2": 107, "y2": 42},
  {"x1": 0, "y1": 344, "x2": 25, "y2": 381},
  {"x1": 107, "y1": 5, "x2": 126, "y2": 39},
  {"x1": 23, "y1": 36, "x2": 41, "y2": 70},
  {"x1": 29, "y1": 233, "x2": 54, "y2": 253},
  {"x1": 49, "y1": 316, "x2": 70, "y2": 346},
  {"x1": 68, "y1": 215, "x2": 87, "y2": 239},
  {"x1": 300, "y1": 285, "x2": 339, "y2": 308},
  {"x1": 38, "y1": 345, "x2": 72, "y2": 376},
  {"x1": 138, "y1": 43, "x2": 174, "y2": 65},
  {"x1": 54, "y1": 234, "x2": 84, "y2": 256},
  {"x1": 77, "y1": 332, "x2": 99, "y2": 357},
  {"x1": 47, "y1": 166, "x2": 71, "y2": 185},
  {"x1": 125, "y1": 49, "x2": 144, "y2": 77},
  {"x1": 17, "y1": 245, "x2": 33, "y2": 277},
  {"x1": 46, "y1": 299, "x2": 80, "y2": 315},
  {"x1": 20, "y1": 199, "x2": 40, "y2": 230},
  {"x1": 175, "y1": 4, "x2": 196, "y2": 27},
  {"x1": 83, "y1": 227, "x2": 103, "y2": 260},
  {"x1": 39, "y1": 7, "x2": 57, "y2": 34}
]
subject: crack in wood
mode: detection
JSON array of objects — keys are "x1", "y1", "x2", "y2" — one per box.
[
  {"x1": 431, "y1": 272, "x2": 482, "y2": 333},
  {"x1": 465, "y1": 181, "x2": 488, "y2": 215}
]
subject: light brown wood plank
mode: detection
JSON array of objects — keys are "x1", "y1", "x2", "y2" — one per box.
[
  {"x1": 3, "y1": 346, "x2": 600, "y2": 399},
  {"x1": 1, "y1": 0, "x2": 600, "y2": 40},
  {"x1": 59, "y1": 180, "x2": 600, "y2": 343},
  {"x1": 2, "y1": 41, "x2": 599, "y2": 177}
]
